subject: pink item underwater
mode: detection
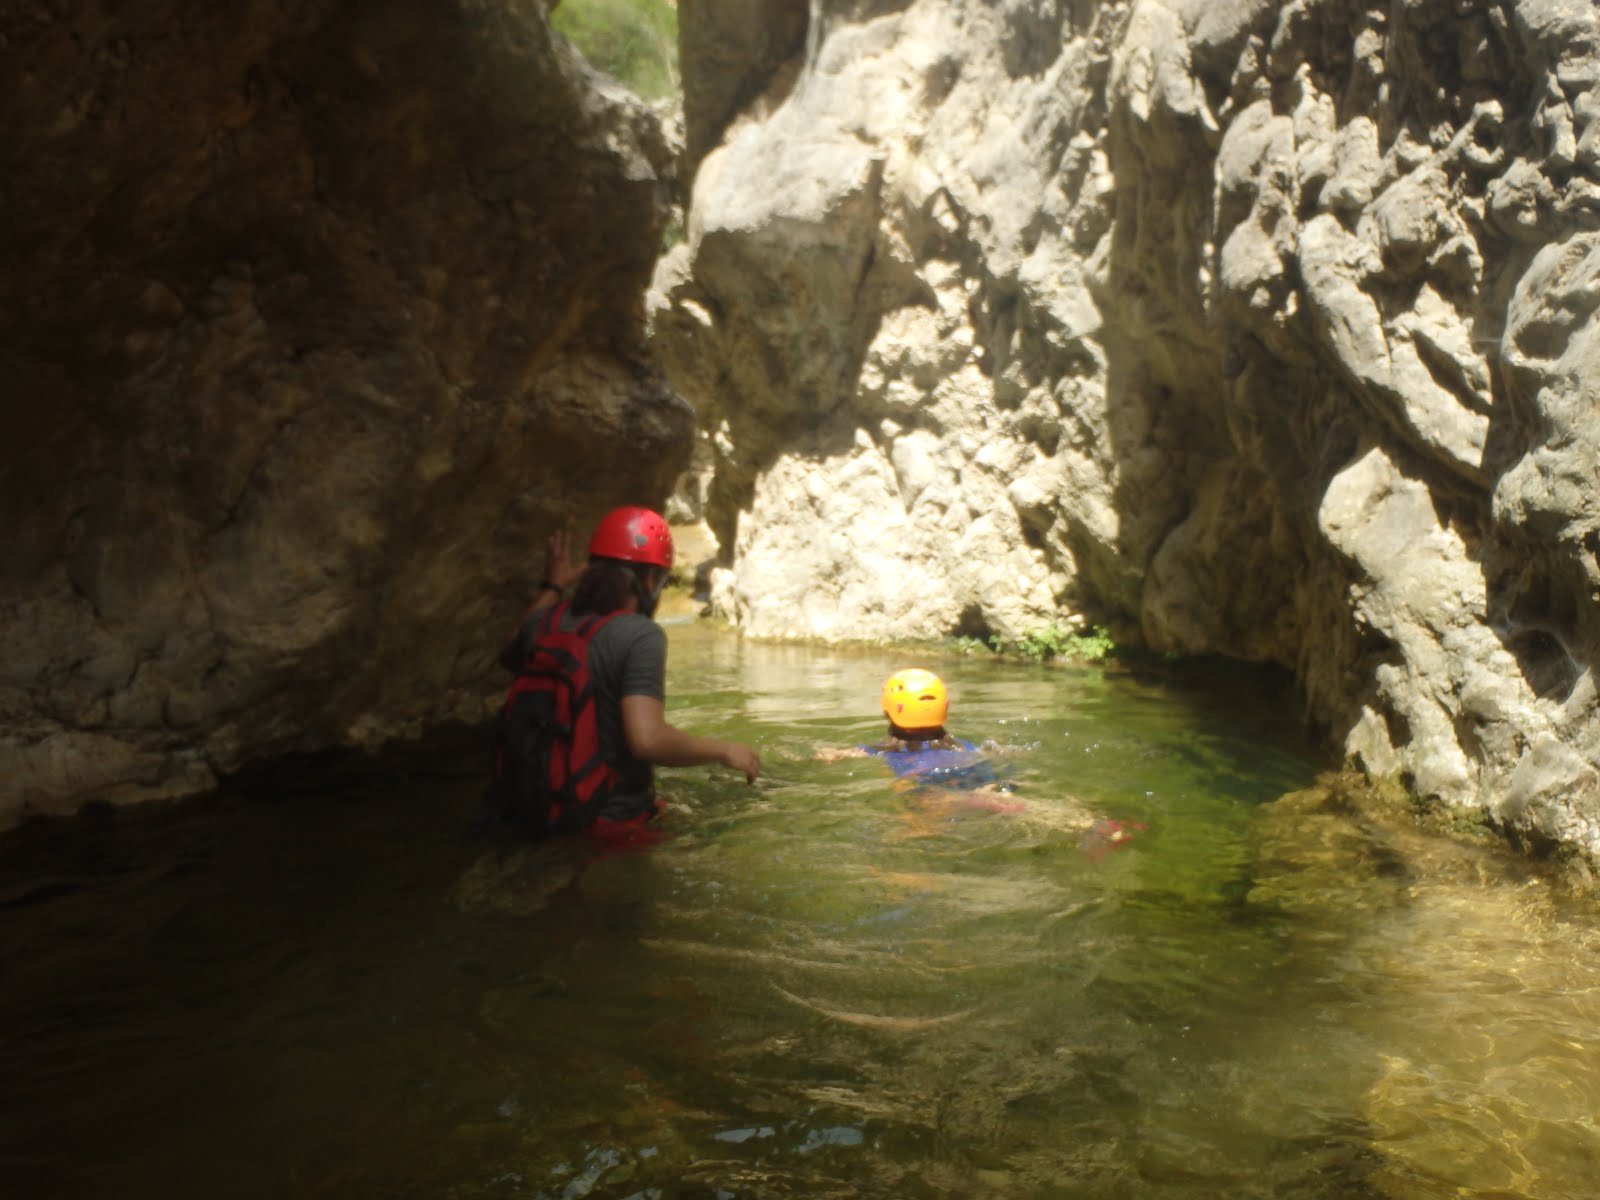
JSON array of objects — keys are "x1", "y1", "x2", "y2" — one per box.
[{"x1": 1079, "y1": 818, "x2": 1147, "y2": 862}]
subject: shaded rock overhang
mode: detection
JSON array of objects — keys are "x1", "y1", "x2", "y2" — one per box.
[{"x1": 1, "y1": 0, "x2": 693, "y2": 826}]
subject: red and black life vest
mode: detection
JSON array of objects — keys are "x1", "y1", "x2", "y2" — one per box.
[{"x1": 491, "y1": 602, "x2": 624, "y2": 836}]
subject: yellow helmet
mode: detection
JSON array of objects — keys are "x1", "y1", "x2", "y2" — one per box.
[{"x1": 881, "y1": 668, "x2": 949, "y2": 731}]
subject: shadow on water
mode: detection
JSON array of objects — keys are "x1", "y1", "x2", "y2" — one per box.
[{"x1": 1, "y1": 624, "x2": 1597, "y2": 1199}]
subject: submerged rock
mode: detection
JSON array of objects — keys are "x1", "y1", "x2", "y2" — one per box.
[
  {"x1": 1250, "y1": 772, "x2": 1600, "y2": 1190},
  {"x1": 454, "y1": 842, "x2": 585, "y2": 917}
]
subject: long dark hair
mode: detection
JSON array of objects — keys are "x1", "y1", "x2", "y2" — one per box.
[
  {"x1": 881, "y1": 724, "x2": 960, "y2": 751},
  {"x1": 570, "y1": 558, "x2": 657, "y2": 616}
]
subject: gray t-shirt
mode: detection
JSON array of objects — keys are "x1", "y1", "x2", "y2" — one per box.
[{"x1": 574, "y1": 611, "x2": 667, "y2": 817}]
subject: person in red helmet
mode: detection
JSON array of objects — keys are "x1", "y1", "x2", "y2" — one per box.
[{"x1": 489, "y1": 505, "x2": 760, "y2": 844}]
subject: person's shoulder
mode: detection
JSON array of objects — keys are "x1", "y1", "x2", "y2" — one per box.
[
  {"x1": 606, "y1": 611, "x2": 661, "y2": 634},
  {"x1": 594, "y1": 612, "x2": 664, "y2": 648}
]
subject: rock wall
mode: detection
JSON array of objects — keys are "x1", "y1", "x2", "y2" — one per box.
[
  {"x1": 0, "y1": 0, "x2": 692, "y2": 828},
  {"x1": 651, "y1": 0, "x2": 1600, "y2": 855}
]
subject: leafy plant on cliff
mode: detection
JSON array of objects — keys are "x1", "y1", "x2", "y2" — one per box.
[
  {"x1": 1005, "y1": 623, "x2": 1116, "y2": 662},
  {"x1": 950, "y1": 623, "x2": 1118, "y2": 663},
  {"x1": 551, "y1": 0, "x2": 679, "y2": 102}
]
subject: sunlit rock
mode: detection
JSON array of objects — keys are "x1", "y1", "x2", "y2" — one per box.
[{"x1": 654, "y1": 0, "x2": 1600, "y2": 856}]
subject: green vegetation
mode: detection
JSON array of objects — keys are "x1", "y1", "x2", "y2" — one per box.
[
  {"x1": 950, "y1": 622, "x2": 1118, "y2": 663},
  {"x1": 660, "y1": 207, "x2": 685, "y2": 253},
  {"x1": 1009, "y1": 623, "x2": 1116, "y2": 662},
  {"x1": 550, "y1": 0, "x2": 680, "y2": 102}
]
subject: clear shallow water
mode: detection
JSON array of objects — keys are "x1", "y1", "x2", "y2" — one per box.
[{"x1": 2, "y1": 622, "x2": 1597, "y2": 1199}]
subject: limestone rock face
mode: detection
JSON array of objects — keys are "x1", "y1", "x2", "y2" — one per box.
[
  {"x1": 652, "y1": 0, "x2": 1600, "y2": 854},
  {"x1": 678, "y1": 0, "x2": 810, "y2": 177},
  {"x1": 1, "y1": 0, "x2": 692, "y2": 827}
]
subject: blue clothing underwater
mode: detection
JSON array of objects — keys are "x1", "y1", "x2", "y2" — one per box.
[{"x1": 863, "y1": 739, "x2": 1009, "y2": 791}]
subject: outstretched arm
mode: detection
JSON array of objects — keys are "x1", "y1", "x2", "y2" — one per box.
[{"x1": 622, "y1": 695, "x2": 761, "y2": 783}]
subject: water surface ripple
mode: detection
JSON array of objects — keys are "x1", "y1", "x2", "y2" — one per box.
[{"x1": 2, "y1": 624, "x2": 1596, "y2": 1199}]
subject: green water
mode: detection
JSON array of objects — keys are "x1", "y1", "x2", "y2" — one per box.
[{"x1": 3, "y1": 622, "x2": 1597, "y2": 1199}]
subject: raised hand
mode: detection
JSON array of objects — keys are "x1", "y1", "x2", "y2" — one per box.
[{"x1": 544, "y1": 529, "x2": 584, "y2": 591}]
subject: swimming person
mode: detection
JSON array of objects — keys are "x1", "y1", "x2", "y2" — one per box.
[
  {"x1": 816, "y1": 668, "x2": 1015, "y2": 798},
  {"x1": 820, "y1": 668, "x2": 1142, "y2": 851}
]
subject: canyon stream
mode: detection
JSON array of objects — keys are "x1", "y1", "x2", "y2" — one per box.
[{"x1": 3, "y1": 619, "x2": 1597, "y2": 1199}]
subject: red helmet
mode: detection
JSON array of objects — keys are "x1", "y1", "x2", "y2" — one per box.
[{"x1": 587, "y1": 506, "x2": 674, "y2": 569}]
